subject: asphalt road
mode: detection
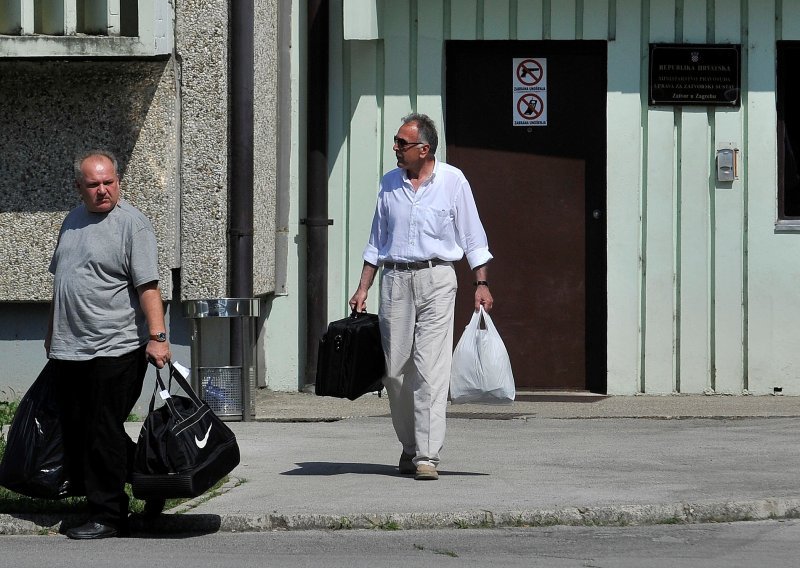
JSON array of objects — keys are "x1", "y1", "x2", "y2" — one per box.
[{"x1": 3, "y1": 520, "x2": 800, "y2": 568}]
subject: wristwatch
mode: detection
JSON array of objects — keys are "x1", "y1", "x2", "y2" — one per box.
[{"x1": 150, "y1": 332, "x2": 167, "y2": 342}]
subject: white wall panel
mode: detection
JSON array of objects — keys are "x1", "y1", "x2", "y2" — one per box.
[
  {"x1": 782, "y1": 0, "x2": 800, "y2": 38},
  {"x1": 682, "y1": 0, "x2": 708, "y2": 41},
  {"x1": 382, "y1": 0, "x2": 413, "y2": 174},
  {"x1": 450, "y1": 0, "x2": 479, "y2": 39},
  {"x1": 417, "y1": 0, "x2": 446, "y2": 143},
  {"x1": 516, "y1": 0, "x2": 544, "y2": 40},
  {"x1": 606, "y1": 0, "x2": 643, "y2": 394},
  {"x1": 677, "y1": 109, "x2": 712, "y2": 393},
  {"x1": 551, "y1": 0, "x2": 577, "y2": 39},
  {"x1": 346, "y1": 42, "x2": 382, "y2": 315},
  {"x1": 641, "y1": 0, "x2": 677, "y2": 393},
  {"x1": 328, "y1": 0, "x2": 349, "y2": 317},
  {"x1": 484, "y1": 0, "x2": 511, "y2": 39},
  {"x1": 712, "y1": 0, "x2": 744, "y2": 392},
  {"x1": 643, "y1": 109, "x2": 677, "y2": 393},
  {"x1": 583, "y1": 0, "x2": 609, "y2": 40},
  {"x1": 747, "y1": 0, "x2": 800, "y2": 394}
]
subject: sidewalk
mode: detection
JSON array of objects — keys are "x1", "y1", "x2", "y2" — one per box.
[{"x1": 4, "y1": 391, "x2": 800, "y2": 535}]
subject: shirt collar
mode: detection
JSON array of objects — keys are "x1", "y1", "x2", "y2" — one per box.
[{"x1": 403, "y1": 157, "x2": 438, "y2": 186}]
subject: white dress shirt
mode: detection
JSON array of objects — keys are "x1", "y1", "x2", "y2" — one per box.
[{"x1": 363, "y1": 158, "x2": 493, "y2": 270}]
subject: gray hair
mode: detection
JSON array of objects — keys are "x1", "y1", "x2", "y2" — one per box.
[
  {"x1": 401, "y1": 113, "x2": 438, "y2": 155},
  {"x1": 74, "y1": 150, "x2": 120, "y2": 182}
]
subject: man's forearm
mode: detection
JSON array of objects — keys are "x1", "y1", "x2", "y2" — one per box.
[
  {"x1": 138, "y1": 282, "x2": 167, "y2": 334},
  {"x1": 357, "y1": 261, "x2": 378, "y2": 292}
]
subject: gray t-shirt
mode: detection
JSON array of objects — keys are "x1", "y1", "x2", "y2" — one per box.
[{"x1": 48, "y1": 199, "x2": 160, "y2": 360}]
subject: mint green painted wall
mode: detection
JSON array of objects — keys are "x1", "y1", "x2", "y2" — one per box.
[{"x1": 299, "y1": 0, "x2": 800, "y2": 395}]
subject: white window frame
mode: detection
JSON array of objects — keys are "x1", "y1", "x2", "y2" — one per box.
[{"x1": 0, "y1": 0, "x2": 172, "y2": 57}]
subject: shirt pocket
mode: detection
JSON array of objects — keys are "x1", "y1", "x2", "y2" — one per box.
[{"x1": 421, "y1": 207, "x2": 453, "y2": 239}]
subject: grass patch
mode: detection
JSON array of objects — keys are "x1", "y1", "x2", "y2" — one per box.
[
  {"x1": 0, "y1": 478, "x2": 228, "y2": 515},
  {"x1": 329, "y1": 517, "x2": 353, "y2": 530}
]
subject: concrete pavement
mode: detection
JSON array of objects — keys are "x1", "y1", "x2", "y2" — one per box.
[{"x1": 3, "y1": 391, "x2": 800, "y2": 535}]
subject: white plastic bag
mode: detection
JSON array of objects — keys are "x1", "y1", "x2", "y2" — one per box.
[{"x1": 450, "y1": 306, "x2": 515, "y2": 405}]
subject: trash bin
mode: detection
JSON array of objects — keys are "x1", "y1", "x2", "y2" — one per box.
[{"x1": 183, "y1": 298, "x2": 260, "y2": 421}]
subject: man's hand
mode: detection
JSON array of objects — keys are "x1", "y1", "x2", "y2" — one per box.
[
  {"x1": 146, "y1": 339, "x2": 171, "y2": 369},
  {"x1": 349, "y1": 289, "x2": 368, "y2": 312},
  {"x1": 349, "y1": 262, "x2": 378, "y2": 313},
  {"x1": 473, "y1": 264, "x2": 493, "y2": 312},
  {"x1": 475, "y1": 285, "x2": 493, "y2": 312}
]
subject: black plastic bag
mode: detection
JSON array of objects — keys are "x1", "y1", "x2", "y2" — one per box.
[{"x1": 0, "y1": 361, "x2": 71, "y2": 499}]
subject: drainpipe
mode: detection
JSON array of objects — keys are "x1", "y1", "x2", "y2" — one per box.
[
  {"x1": 302, "y1": 0, "x2": 330, "y2": 389},
  {"x1": 230, "y1": 0, "x2": 255, "y2": 417}
]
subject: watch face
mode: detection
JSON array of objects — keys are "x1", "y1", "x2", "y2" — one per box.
[{"x1": 153, "y1": 332, "x2": 167, "y2": 342}]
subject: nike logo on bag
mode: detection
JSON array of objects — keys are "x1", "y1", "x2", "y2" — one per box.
[{"x1": 195, "y1": 424, "x2": 212, "y2": 449}]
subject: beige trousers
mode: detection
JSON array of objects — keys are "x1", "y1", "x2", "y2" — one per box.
[{"x1": 379, "y1": 262, "x2": 458, "y2": 467}]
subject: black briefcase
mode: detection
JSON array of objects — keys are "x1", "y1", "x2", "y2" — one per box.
[
  {"x1": 315, "y1": 309, "x2": 385, "y2": 400},
  {"x1": 131, "y1": 364, "x2": 240, "y2": 499}
]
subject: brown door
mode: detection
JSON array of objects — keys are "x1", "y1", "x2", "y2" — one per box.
[{"x1": 445, "y1": 41, "x2": 607, "y2": 393}]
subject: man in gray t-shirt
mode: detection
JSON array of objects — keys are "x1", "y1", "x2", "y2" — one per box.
[{"x1": 46, "y1": 150, "x2": 171, "y2": 540}]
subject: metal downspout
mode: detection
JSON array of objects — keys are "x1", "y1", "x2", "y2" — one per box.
[
  {"x1": 230, "y1": 0, "x2": 255, "y2": 418},
  {"x1": 302, "y1": 0, "x2": 330, "y2": 389}
]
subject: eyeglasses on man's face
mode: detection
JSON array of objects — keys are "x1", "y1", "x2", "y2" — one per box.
[{"x1": 393, "y1": 136, "x2": 425, "y2": 150}]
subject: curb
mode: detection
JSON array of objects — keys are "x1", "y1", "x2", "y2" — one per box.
[{"x1": 3, "y1": 498, "x2": 800, "y2": 535}]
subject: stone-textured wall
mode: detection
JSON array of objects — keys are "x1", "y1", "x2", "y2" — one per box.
[
  {"x1": 0, "y1": 0, "x2": 280, "y2": 303},
  {"x1": 175, "y1": 0, "x2": 230, "y2": 300},
  {"x1": 175, "y1": 0, "x2": 279, "y2": 300},
  {"x1": 0, "y1": 60, "x2": 178, "y2": 301},
  {"x1": 254, "y1": 0, "x2": 279, "y2": 296}
]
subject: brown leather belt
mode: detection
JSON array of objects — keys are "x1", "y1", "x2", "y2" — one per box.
[{"x1": 382, "y1": 258, "x2": 447, "y2": 271}]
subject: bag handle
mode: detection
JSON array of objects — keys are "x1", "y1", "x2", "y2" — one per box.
[
  {"x1": 147, "y1": 363, "x2": 177, "y2": 414},
  {"x1": 152, "y1": 363, "x2": 205, "y2": 418},
  {"x1": 349, "y1": 308, "x2": 373, "y2": 319}
]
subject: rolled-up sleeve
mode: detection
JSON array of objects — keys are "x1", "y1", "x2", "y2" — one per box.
[
  {"x1": 362, "y1": 200, "x2": 383, "y2": 266},
  {"x1": 454, "y1": 179, "x2": 493, "y2": 269}
]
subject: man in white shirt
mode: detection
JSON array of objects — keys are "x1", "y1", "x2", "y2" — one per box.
[{"x1": 349, "y1": 113, "x2": 493, "y2": 481}]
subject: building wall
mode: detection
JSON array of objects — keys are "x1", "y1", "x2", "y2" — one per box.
[
  {"x1": 0, "y1": 0, "x2": 281, "y2": 401},
  {"x1": 0, "y1": 59, "x2": 179, "y2": 301},
  {"x1": 310, "y1": 0, "x2": 800, "y2": 395}
]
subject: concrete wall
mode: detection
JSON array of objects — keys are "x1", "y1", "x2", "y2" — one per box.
[
  {"x1": 272, "y1": 0, "x2": 800, "y2": 395},
  {"x1": 0, "y1": 0, "x2": 282, "y2": 401},
  {"x1": 0, "y1": 59, "x2": 178, "y2": 301}
]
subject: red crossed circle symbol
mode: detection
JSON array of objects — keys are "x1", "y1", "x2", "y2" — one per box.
[
  {"x1": 516, "y1": 59, "x2": 543, "y2": 86},
  {"x1": 517, "y1": 93, "x2": 544, "y2": 120}
]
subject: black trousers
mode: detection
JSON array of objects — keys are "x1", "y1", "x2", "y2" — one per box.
[{"x1": 54, "y1": 345, "x2": 147, "y2": 528}]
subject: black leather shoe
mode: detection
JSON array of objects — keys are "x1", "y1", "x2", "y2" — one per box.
[{"x1": 65, "y1": 521, "x2": 119, "y2": 540}]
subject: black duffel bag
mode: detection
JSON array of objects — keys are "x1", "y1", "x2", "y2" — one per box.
[{"x1": 131, "y1": 363, "x2": 240, "y2": 499}]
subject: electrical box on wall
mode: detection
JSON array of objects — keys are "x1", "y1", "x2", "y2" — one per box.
[{"x1": 716, "y1": 146, "x2": 739, "y2": 182}]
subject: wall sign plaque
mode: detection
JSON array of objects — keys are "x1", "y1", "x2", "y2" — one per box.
[{"x1": 649, "y1": 44, "x2": 741, "y2": 107}]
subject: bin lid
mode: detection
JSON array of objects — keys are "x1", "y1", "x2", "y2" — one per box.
[{"x1": 183, "y1": 298, "x2": 260, "y2": 318}]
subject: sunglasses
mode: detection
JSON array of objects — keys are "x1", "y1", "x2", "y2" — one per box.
[{"x1": 393, "y1": 136, "x2": 426, "y2": 150}]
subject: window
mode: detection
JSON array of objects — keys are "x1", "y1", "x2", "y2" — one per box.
[
  {"x1": 777, "y1": 42, "x2": 800, "y2": 220},
  {"x1": 0, "y1": 0, "x2": 171, "y2": 56}
]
